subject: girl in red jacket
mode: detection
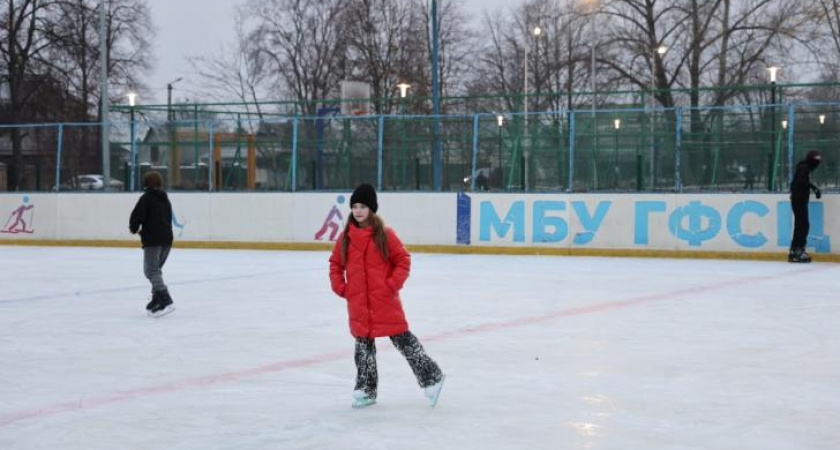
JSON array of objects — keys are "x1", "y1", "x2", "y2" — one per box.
[{"x1": 329, "y1": 184, "x2": 445, "y2": 408}]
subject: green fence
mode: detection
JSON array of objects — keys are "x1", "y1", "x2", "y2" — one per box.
[{"x1": 1, "y1": 101, "x2": 838, "y2": 193}]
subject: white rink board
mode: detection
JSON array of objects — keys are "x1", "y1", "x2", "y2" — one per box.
[
  {"x1": 466, "y1": 193, "x2": 837, "y2": 254},
  {"x1": 0, "y1": 192, "x2": 836, "y2": 256}
]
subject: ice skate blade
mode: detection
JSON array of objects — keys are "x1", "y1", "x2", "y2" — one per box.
[{"x1": 147, "y1": 305, "x2": 175, "y2": 318}]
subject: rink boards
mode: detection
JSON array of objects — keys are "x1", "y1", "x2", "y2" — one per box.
[{"x1": 0, "y1": 192, "x2": 836, "y2": 260}]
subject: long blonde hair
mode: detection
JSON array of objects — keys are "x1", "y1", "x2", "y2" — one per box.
[{"x1": 341, "y1": 212, "x2": 389, "y2": 263}]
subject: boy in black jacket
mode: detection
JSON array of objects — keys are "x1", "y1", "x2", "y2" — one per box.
[
  {"x1": 788, "y1": 151, "x2": 822, "y2": 263},
  {"x1": 129, "y1": 171, "x2": 176, "y2": 316}
]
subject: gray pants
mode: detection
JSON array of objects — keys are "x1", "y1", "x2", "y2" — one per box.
[{"x1": 143, "y1": 245, "x2": 171, "y2": 293}]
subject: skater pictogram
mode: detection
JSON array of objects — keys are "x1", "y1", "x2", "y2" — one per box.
[
  {"x1": 314, "y1": 195, "x2": 346, "y2": 241},
  {"x1": 172, "y1": 210, "x2": 186, "y2": 237},
  {"x1": 2, "y1": 196, "x2": 35, "y2": 234}
]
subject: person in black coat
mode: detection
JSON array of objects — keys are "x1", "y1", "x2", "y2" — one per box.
[
  {"x1": 129, "y1": 171, "x2": 176, "y2": 316},
  {"x1": 788, "y1": 151, "x2": 822, "y2": 263}
]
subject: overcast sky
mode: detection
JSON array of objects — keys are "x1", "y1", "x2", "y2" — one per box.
[{"x1": 142, "y1": 0, "x2": 513, "y2": 106}]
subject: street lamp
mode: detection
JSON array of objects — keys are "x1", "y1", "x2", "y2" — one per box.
[
  {"x1": 585, "y1": 0, "x2": 600, "y2": 119},
  {"x1": 613, "y1": 119, "x2": 621, "y2": 189},
  {"x1": 497, "y1": 114, "x2": 505, "y2": 189},
  {"x1": 767, "y1": 66, "x2": 780, "y2": 191},
  {"x1": 523, "y1": 25, "x2": 543, "y2": 191},
  {"x1": 166, "y1": 77, "x2": 184, "y2": 188},
  {"x1": 819, "y1": 114, "x2": 826, "y2": 125},
  {"x1": 99, "y1": 0, "x2": 110, "y2": 191},
  {"x1": 167, "y1": 77, "x2": 184, "y2": 122},
  {"x1": 649, "y1": 44, "x2": 667, "y2": 190},
  {"x1": 397, "y1": 83, "x2": 410, "y2": 100},
  {"x1": 397, "y1": 83, "x2": 410, "y2": 188},
  {"x1": 127, "y1": 90, "x2": 138, "y2": 191},
  {"x1": 581, "y1": 0, "x2": 601, "y2": 193},
  {"x1": 650, "y1": 45, "x2": 667, "y2": 107}
]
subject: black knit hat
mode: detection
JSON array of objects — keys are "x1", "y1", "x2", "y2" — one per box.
[
  {"x1": 350, "y1": 183, "x2": 378, "y2": 213},
  {"x1": 807, "y1": 150, "x2": 822, "y2": 169}
]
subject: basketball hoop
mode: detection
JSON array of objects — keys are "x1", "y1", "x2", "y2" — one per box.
[{"x1": 340, "y1": 80, "x2": 372, "y2": 116}]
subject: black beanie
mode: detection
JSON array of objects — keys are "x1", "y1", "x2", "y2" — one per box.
[
  {"x1": 807, "y1": 150, "x2": 822, "y2": 169},
  {"x1": 350, "y1": 183, "x2": 378, "y2": 213}
]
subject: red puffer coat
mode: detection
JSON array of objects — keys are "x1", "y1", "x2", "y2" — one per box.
[{"x1": 329, "y1": 223, "x2": 410, "y2": 338}]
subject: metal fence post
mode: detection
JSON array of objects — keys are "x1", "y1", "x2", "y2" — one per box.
[
  {"x1": 292, "y1": 117, "x2": 299, "y2": 192},
  {"x1": 55, "y1": 124, "x2": 64, "y2": 192},
  {"x1": 568, "y1": 112, "x2": 576, "y2": 192},
  {"x1": 787, "y1": 102, "x2": 795, "y2": 185},
  {"x1": 675, "y1": 107, "x2": 683, "y2": 192},
  {"x1": 471, "y1": 114, "x2": 479, "y2": 191},
  {"x1": 130, "y1": 117, "x2": 137, "y2": 191},
  {"x1": 208, "y1": 121, "x2": 214, "y2": 192},
  {"x1": 377, "y1": 114, "x2": 384, "y2": 190}
]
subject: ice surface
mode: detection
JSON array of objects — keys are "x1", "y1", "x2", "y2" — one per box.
[{"x1": 1, "y1": 246, "x2": 838, "y2": 450}]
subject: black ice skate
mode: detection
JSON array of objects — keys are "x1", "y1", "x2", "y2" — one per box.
[
  {"x1": 147, "y1": 290, "x2": 175, "y2": 317},
  {"x1": 145, "y1": 291, "x2": 162, "y2": 312},
  {"x1": 788, "y1": 247, "x2": 812, "y2": 263}
]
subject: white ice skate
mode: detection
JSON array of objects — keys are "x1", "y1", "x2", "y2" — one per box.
[
  {"x1": 424, "y1": 375, "x2": 446, "y2": 407},
  {"x1": 351, "y1": 390, "x2": 376, "y2": 409}
]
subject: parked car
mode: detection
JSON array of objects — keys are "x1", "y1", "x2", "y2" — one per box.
[{"x1": 67, "y1": 174, "x2": 125, "y2": 191}]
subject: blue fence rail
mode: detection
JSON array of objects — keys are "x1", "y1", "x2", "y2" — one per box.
[{"x1": 0, "y1": 101, "x2": 838, "y2": 193}]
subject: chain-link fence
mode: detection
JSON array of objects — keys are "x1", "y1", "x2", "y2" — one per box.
[{"x1": 2, "y1": 100, "x2": 838, "y2": 193}]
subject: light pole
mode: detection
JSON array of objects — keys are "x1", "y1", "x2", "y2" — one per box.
[
  {"x1": 585, "y1": 0, "x2": 599, "y2": 129},
  {"x1": 167, "y1": 77, "x2": 183, "y2": 122},
  {"x1": 524, "y1": 25, "x2": 542, "y2": 191},
  {"x1": 397, "y1": 83, "x2": 410, "y2": 188},
  {"x1": 650, "y1": 45, "x2": 667, "y2": 190},
  {"x1": 99, "y1": 0, "x2": 110, "y2": 190},
  {"x1": 771, "y1": 118, "x2": 788, "y2": 191},
  {"x1": 767, "y1": 66, "x2": 779, "y2": 191},
  {"x1": 819, "y1": 114, "x2": 825, "y2": 178},
  {"x1": 497, "y1": 114, "x2": 505, "y2": 189},
  {"x1": 127, "y1": 90, "x2": 138, "y2": 191},
  {"x1": 613, "y1": 118, "x2": 621, "y2": 189},
  {"x1": 167, "y1": 77, "x2": 183, "y2": 188}
]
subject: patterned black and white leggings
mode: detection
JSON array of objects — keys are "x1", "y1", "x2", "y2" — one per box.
[{"x1": 354, "y1": 330, "x2": 443, "y2": 398}]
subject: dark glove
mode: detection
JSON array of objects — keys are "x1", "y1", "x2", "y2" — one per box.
[{"x1": 814, "y1": 187, "x2": 822, "y2": 199}]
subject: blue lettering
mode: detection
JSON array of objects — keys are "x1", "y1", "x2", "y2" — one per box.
[
  {"x1": 572, "y1": 201, "x2": 611, "y2": 245},
  {"x1": 480, "y1": 201, "x2": 526, "y2": 242},
  {"x1": 634, "y1": 201, "x2": 667, "y2": 245},
  {"x1": 533, "y1": 201, "x2": 567, "y2": 243},
  {"x1": 777, "y1": 201, "x2": 831, "y2": 252},
  {"x1": 669, "y1": 201, "x2": 721, "y2": 247},
  {"x1": 727, "y1": 201, "x2": 769, "y2": 248}
]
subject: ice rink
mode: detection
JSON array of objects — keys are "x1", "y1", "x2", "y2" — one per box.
[{"x1": 1, "y1": 246, "x2": 838, "y2": 450}]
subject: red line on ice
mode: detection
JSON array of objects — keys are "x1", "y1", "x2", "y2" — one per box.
[{"x1": 0, "y1": 265, "x2": 829, "y2": 427}]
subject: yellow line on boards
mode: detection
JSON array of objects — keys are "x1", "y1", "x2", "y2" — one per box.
[{"x1": 2, "y1": 239, "x2": 838, "y2": 262}]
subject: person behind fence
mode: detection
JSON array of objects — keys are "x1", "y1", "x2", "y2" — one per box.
[
  {"x1": 328, "y1": 183, "x2": 445, "y2": 409},
  {"x1": 788, "y1": 151, "x2": 822, "y2": 263},
  {"x1": 743, "y1": 164, "x2": 755, "y2": 190},
  {"x1": 129, "y1": 171, "x2": 176, "y2": 317}
]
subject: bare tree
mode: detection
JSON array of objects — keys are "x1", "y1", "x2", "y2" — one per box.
[
  {"x1": 36, "y1": 0, "x2": 153, "y2": 185},
  {"x1": 47, "y1": 0, "x2": 153, "y2": 115},
  {"x1": 468, "y1": 0, "x2": 611, "y2": 114},
  {"x1": 246, "y1": 0, "x2": 349, "y2": 116},
  {"x1": 342, "y1": 0, "x2": 419, "y2": 114},
  {"x1": 416, "y1": 0, "x2": 475, "y2": 109},
  {"x1": 0, "y1": 0, "x2": 59, "y2": 190},
  {"x1": 188, "y1": 8, "x2": 273, "y2": 121}
]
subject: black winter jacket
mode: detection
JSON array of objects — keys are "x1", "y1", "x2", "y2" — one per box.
[
  {"x1": 789, "y1": 159, "x2": 818, "y2": 206},
  {"x1": 129, "y1": 188, "x2": 174, "y2": 248}
]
